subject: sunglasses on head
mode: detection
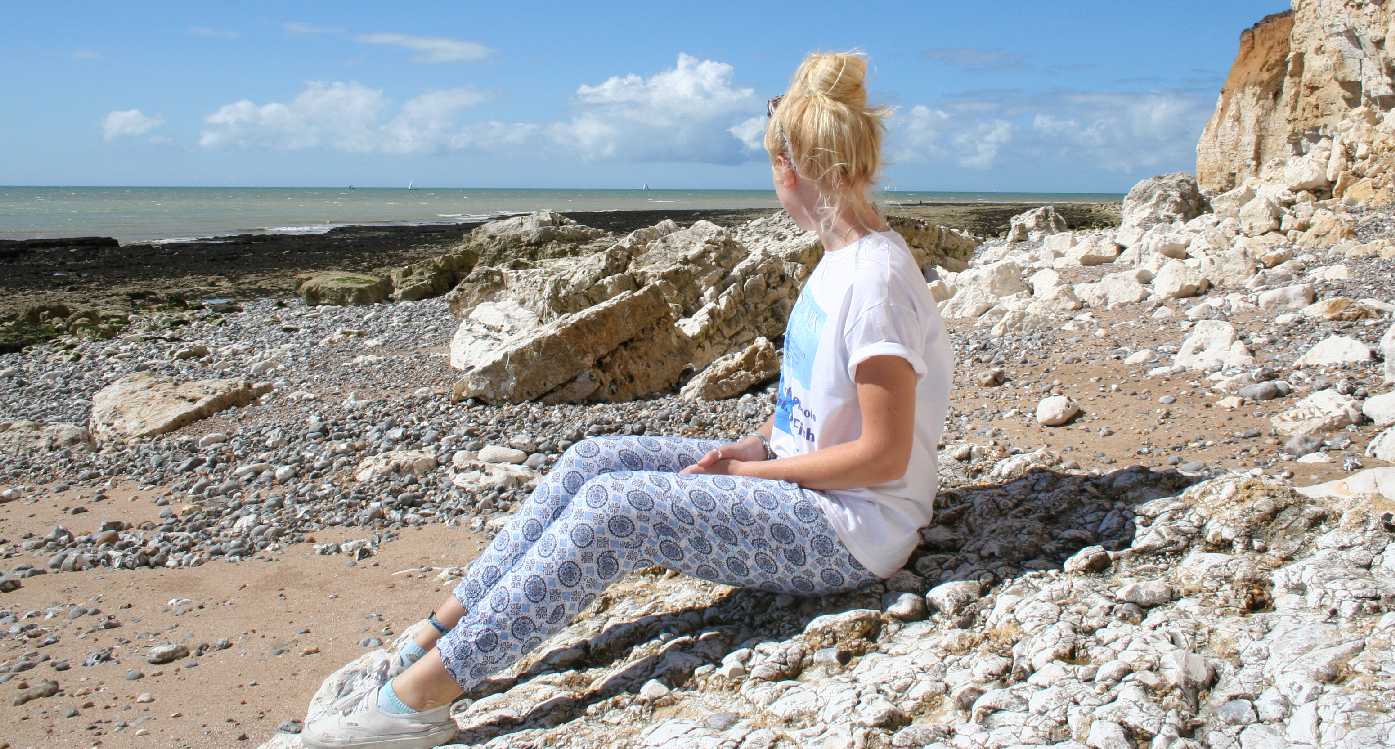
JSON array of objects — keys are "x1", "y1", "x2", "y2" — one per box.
[{"x1": 767, "y1": 95, "x2": 782, "y2": 118}]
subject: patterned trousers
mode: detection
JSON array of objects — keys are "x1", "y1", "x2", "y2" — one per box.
[{"x1": 436, "y1": 435, "x2": 878, "y2": 690}]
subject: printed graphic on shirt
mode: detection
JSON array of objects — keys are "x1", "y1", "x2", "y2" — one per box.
[
  {"x1": 774, "y1": 290, "x2": 825, "y2": 443},
  {"x1": 774, "y1": 383, "x2": 817, "y2": 442},
  {"x1": 783, "y1": 291, "x2": 825, "y2": 387}
]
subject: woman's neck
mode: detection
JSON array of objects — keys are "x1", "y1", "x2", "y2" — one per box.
[{"x1": 816, "y1": 196, "x2": 888, "y2": 253}]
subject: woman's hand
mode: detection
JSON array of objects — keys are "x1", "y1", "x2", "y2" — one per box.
[{"x1": 680, "y1": 435, "x2": 768, "y2": 476}]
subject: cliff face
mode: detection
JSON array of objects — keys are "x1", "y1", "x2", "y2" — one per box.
[{"x1": 1196, "y1": 0, "x2": 1395, "y2": 202}]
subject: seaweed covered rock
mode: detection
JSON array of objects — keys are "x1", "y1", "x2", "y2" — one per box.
[{"x1": 296, "y1": 272, "x2": 391, "y2": 306}]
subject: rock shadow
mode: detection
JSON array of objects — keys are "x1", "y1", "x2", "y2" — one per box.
[{"x1": 447, "y1": 464, "x2": 1200, "y2": 743}]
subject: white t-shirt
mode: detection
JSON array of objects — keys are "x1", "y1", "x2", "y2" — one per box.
[{"x1": 769, "y1": 229, "x2": 954, "y2": 578}]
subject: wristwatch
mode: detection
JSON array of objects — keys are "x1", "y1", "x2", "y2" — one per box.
[{"x1": 752, "y1": 432, "x2": 775, "y2": 460}]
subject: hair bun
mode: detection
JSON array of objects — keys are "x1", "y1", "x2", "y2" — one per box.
[{"x1": 794, "y1": 52, "x2": 868, "y2": 108}]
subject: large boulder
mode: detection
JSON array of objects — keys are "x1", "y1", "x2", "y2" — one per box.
[
  {"x1": 886, "y1": 215, "x2": 977, "y2": 273},
  {"x1": 0, "y1": 420, "x2": 91, "y2": 453},
  {"x1": 680, "y1": 337, "x2": 780, "y2": 401},
  {"x1": 89, "y1": 374, "x2": 273, "y2": 444},
  {"x1": 1005, "y1": 206, "x2": 1068, "y2": 243},
  {"x1": 449, "y1": 300, "x2": 542, "y2": 371},
  {"x1": 439, "y1": 211, "x2": 614, "y2": 275},
  {"x1": 390, "y1": 249, "x2": 478, "y2": 302},
  {"x1": 1120, "y1": 173, "x2": 1207, "y2": 231},
  {"x1": 472, "y1": 210, "x2": 607, "y2": 251},
  {"x1": 451, "y1": 284, "x2": 689, "y2": 404},
  {"x1": 680, "y1": 215, "x2": 822, "y2": 371},
  {"x1": 297, "y1": 272, "x2": 391, "y2": 306},
  {"x1": 446, "y1": 212, "x2": 970, "y2": 404}
]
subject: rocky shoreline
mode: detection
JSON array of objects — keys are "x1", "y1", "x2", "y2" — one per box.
[{"x1": 0, "y1": 202, "x2": 1115, "y2": 355}]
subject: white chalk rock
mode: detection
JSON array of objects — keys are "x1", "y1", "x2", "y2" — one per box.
[
  {"x1": 1295, "y1": 335, "x2": 1374, "y2": 367},
  {"x1": 1257, "y1": 284, "x2": 1315, "y2": 313},
  {"x1": 1152, "y1": 260, "x2": 1210, "y2": 299},
  {"x1": 1175, "y1": 320, "x2": 1255, "y2": 370},
  {"x1": 1036, "y1": 395, "x2": 1080, "y2": 426},
  {"x1": 1272, "y1": 389, "x2": 1364, "y2": 437}
]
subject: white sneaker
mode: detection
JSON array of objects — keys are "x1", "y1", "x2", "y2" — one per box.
[{"x1": 302, "y1": 702, "x2": 456, "y2": 749}]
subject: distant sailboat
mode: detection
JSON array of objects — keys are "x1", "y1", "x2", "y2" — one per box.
[
  {"x1": 407, "y1": 181, "x2": 415, "y2": 191},
  {"x1": 642, "y1": 183, "x2": 650, "y2": 191}
]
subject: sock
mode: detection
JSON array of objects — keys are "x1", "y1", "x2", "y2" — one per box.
[
  {"x1": 377, "y1": 680, "x2": 418, "y2": 715},
  {"x1": 393, "y1": 640, "x2": 428, "y2": 672}
]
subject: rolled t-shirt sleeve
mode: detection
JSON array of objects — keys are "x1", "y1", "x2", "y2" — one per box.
[{"x1": 843, "y1": 301, "x2": 928, "y2": 381}]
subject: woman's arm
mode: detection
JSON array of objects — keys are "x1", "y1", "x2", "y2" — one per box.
[{"x1": 684, "y1": 355, "x2": 918, "y2": 490}]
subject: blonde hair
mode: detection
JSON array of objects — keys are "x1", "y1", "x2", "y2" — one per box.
[{"x1": 764, "y1": 51, "x2": 888, "y2": 225}]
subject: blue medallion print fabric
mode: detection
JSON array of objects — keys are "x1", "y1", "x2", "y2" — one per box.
[{"x1": 436, "y1": 435, "x2": 877, "y2": 690}]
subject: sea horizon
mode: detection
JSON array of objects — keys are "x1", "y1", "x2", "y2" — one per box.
[{"x1": 0, "y1": 185, "x2": 1124, "y2": 244}]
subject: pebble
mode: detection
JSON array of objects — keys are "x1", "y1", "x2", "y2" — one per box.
[
  {"x1": 882, "y1": 592, "x2": 927, "y2": 621},
  {"x1": 146, "y1": 644, "x2": 189, "y2": 665}
]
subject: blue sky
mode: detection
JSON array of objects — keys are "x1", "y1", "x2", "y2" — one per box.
[{"x1": 2, "y1": 1, "x2": 1289, "y2": 192}]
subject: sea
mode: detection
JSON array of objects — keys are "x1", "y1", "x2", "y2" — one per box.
[{"x1": 0, "y1": 186, "x2": 1124, "y2": 245}]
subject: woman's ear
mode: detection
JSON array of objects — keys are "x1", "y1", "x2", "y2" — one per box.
[{"x1": 774, "y1": 158, "x2": 798, "y2": 189}]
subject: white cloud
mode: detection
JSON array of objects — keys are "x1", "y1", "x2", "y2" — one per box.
[
  {"x1": 551, "y1": 53, "x2": 759, "y2": 163},
  {"x1": 886, "y1": 89, "x2": 1207, "y2": 176},
  {"x1": 953, "y1": 120, "x2": 1013, "y2": 169},
  {"x1": 381, "y1": 88, "x2": 489, "y2": 153},
  {"x1": 198, "y1": 81, "x2": 491, "y2": 154},
  {"x1": 889, "y1": 105, "x2": 951, "y2": 163},
  {"x1": 73, "y1": 49, "x2": 101, "y2": 61},
  {"x1": 355, "y1": 32, "x2": 490, "y2": 63},
  {"x1": 729, "y1": 116, "x2": 766, "y2": 152},
  {"x1": 102, "y1": 109, "x2": 164, "y2": 141},
  {"x1": 890, "y1": 105, "x2": 1013, "y2": 168},
  {"x1": 284, "y1": 21, "x2": 342, "y2": 34},
  {"x1": 1027, "y1": 91, "x2": 1210, "y2": 172},
  {"x1": 190, "y1": 26, "x2": 239, "y2": 40}
]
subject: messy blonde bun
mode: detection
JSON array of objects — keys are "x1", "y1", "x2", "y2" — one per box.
[{"x1": 765, "y1": 51, "x2": 887, "y2": 218}]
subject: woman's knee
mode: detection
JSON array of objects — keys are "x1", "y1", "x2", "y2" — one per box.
[
  {"x1": 558, "y1": 436, "x2": 631, "y2": 470},
  {"x1": 570, "y1": 473, "x2": 653, "y2": 539}
]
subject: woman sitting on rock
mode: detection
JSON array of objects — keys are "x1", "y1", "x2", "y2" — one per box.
[{"x1": 305, "y1": 50, "x2": 953, "y2": 749}]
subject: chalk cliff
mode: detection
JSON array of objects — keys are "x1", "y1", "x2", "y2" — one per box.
[{"x1": 1196, "y1": 0, "x2": 1395, "y2": 204}]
